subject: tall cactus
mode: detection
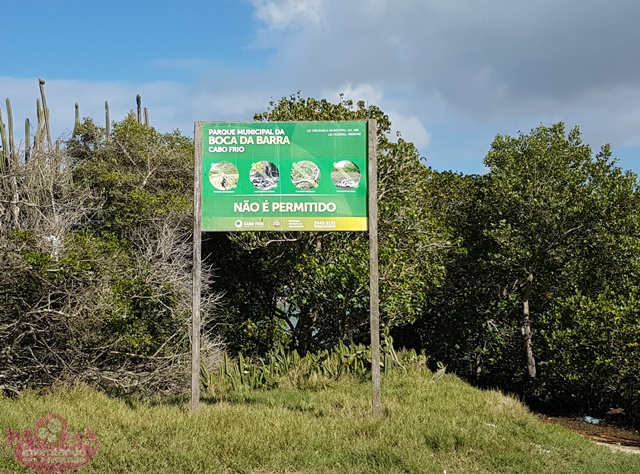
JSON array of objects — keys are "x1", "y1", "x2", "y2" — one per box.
[
  {"x1": 6, "y1": 98, "x2": 16, "y2": 166},
  {"x1": 34, "y1": 98, "x2": 45, "y2": 152},
  {"x1": 0, "y1": 106, "x2": 9, "y2": 227},
  {"x1": 105, "y1": 100, "x2": 110, "y2": 141},
  {"x1": 0, "y1": 107, "x2": 8, "y2": 173},
  {"x1": 24, "y1": 118, "x2": 30, "y2": 162},
  {"x1": 74, "y1": 102, "x2": 80, "y2": 134},
  {"x1": 38, "y1": 78, "x2": 52, "y2": 149},
  {"x1": 144, "y1": 107, "x2": 149, "y2": 127},
  {"x1": 136, "y1": 94, "x2": 141, "y2": 123},
  {"x1": 0, "y1": 99, "x2": 19, "y2": 227}
]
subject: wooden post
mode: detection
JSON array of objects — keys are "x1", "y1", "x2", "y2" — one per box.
[
  {"x1": 522, "y1": 272, "x2": 536, "y2": 379},
  {"x1": 192, "y1": 122, "x2": 203, "y2": 411},
  {"x1": 368, "y1": 119, "x2": 381, "y2": 418}
]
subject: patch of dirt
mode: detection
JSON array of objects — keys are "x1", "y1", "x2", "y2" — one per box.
[{"x1": 539, "y1": 415, "x2": 640, "y2": 454}]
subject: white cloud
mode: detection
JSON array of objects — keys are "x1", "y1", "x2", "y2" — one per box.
[
  {"x1": 321, "y1": 83, "x2": 384, "y2": 106},
  {"x1": 389, "y1": 114, "x2": 430, "y2": 149},
  {"x1": 320, "y1": 82, "x2": 430, "y2": 149},
  {"x1": 250, "y1": 0, "x2": 324, "y2": 30}
]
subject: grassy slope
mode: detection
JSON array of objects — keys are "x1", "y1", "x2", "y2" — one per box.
[{"x1": 1, "y1": 372, "x2": 639, "y2": 474}]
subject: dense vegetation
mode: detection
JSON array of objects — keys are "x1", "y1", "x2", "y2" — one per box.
[
  {"x1": 407, "y1": 124, "x2": 640, "y2": 418},
  {"x1": 1, "y1": 85, "x2": 639, "y2": 425},
  {"x1": 1, "y1": 87, "x2": 220, "y2": 395}
]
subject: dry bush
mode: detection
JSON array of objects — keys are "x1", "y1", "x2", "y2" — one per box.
[{"x1": 1, "y1": 145, "x2": 221, "y2": 397}]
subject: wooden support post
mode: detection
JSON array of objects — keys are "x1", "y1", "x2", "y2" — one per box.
[
  {"x1": 368, "y1": 119, "x2": 381, "y2": 418},
  {"x1": 192, "y1": 122, "x2": 203, "y2": 411}
]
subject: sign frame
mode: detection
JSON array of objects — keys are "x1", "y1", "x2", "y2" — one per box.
[
  {"x1": 192, "y1": 120, "x2": 380, "y2": 416},
  {"x1": 199, "y1": 120, "x2": 369, "y2": 232}
]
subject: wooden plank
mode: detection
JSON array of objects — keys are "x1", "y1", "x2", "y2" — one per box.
[
  {"x1": 192, "y1": 122, "x2": 203, "y2": 411},
  {"x1": 368, "y1": 119, "x2": 381, "y2": 418}
]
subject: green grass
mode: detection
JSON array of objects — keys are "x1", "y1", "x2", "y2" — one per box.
[{"x1": 2, "y1": 371, "x2": 638, "y2": 473}]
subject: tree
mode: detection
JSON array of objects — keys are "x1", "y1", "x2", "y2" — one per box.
[
  {"x1": 480, "y1": 123, "x2": 640, "y2": 384},
  {"x1": 417, "y1": 123, "x2": 640, "y2": 414}
]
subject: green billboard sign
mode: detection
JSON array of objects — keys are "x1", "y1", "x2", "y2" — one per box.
[{"x1": 197, "y1": 121, "x2": 369, "y2": 232}]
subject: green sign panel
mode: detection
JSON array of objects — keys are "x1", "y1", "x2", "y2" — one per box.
[{"x1": 199, "y1": 121, "x2": 368, "y2": 232}]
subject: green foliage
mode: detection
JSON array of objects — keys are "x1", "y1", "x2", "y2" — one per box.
[
  {"x1": 106, "y1": 270, "x2": 185, "y2": 355},
  {"x1": 539, "y1": 293, "x2": 640, "y2": 414},
  {"x1": 412, "y1": 123, "x2": 640, "y2": 420},
  {"x1": 63, "y1": 114, "x2": 200, "y2": 361},
  {"x1": 71, "y1": 113, "x2": 194, "y2": 236},
  {"x1": 201, "y1": 340, "x2": 429, "y2": 397},
  {"x1": 66, "y1": 117, "x2": 105, "y2": 160}
]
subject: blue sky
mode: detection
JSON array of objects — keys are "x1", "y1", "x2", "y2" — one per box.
[{"x1": 3, "y1": 0, "x2": 640, "y2": 176}]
